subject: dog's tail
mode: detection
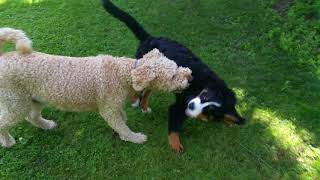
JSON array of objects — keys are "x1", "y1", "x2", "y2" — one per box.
[
  {"x1": 0, "y1": 27, "x2": 32, "y2": 54},
  {"x1": 102, "y1": 0, "x2": 150, "y2": 42}
]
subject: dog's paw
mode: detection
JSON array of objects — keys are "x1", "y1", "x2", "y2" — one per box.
[
  {"x1": 0, "y1": 133, "x2": 16, "y2": 148},
  {"x1": 131, "y1": 99, "x2": 140, "y2": 108},
  {"x1": 40, "y1": 119, "x2": 57, "y2": 130},
  {"x1": 131, "y1": 132, "x2": 147, "y2": 144},
  {"x1": 120, "y1": 132, "x2": 147, "y2": 144},
  {"x1": 169, "y1": 133, "x2": 184, "y2": 153},
  {"x1": 141, "y1": 107, "x2": 152, "y2": 113}
]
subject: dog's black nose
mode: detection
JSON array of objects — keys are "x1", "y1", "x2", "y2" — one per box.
[{"x1": 188, "y1": 102, "x2": 195, "y2": 110}]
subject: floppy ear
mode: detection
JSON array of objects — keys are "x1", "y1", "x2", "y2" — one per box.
[
  {"x1": 131, "y1": 66, "x2": 156, "y2": 91},
  {"x1": 224, "y1": 90, "x2": 237, "y2": 106},
  {"x1": 142, "y1": 48, "x2": 163, "y2": 60}
]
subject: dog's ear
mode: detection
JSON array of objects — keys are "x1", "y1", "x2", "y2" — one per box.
[
  {"x1": 131, "y1": 48, "x2": 163, "y2": 91},
  {"x1": 222, "y1": 89, "x2": 246, "y2": 125},
  {"x1": 131, "y1": 65, "x2": 156, "y2": 91},
  {"x1": 224, "y1": 89, "x2": 236, "y2": 106},
  {"x1": 142, "y1": 48, "x2": 163, "y2": 60}
]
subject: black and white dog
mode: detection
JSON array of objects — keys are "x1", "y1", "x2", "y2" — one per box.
[{"x1": 102, "y1": 0, "x2": 245, "y2": 152}]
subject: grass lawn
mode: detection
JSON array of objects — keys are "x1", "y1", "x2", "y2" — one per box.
[{"x1": 1, "y1": 0, "x2": 320, "y2": 179}]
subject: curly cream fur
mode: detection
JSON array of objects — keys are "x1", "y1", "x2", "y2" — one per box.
[{"x1": 0, "y1": 28, "x2": 192, "y2": 147}]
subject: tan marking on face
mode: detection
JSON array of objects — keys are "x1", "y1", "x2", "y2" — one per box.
[{"x1": 197, "y1": 113, "x2": 208, "y2": 121}]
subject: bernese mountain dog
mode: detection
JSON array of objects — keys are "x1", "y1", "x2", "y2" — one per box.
[{"x1": 102, "y1": 0, "x2": 245, "y2": 153}]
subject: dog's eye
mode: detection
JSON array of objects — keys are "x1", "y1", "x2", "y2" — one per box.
[{"x1": 202, "y1": 96, "x2": 209, "y2": 101}]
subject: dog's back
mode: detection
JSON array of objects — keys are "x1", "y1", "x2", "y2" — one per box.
[
  {"x1": 0, "y1": 52, "x2": 103, "y2": 111},
  {"x1": 0, "y1": 27, "x2": 115, "y2": 107}
]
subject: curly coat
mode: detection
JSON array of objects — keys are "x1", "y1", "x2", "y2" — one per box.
[{"x1": 0, "y1": 28, "x2": 192, "y2": 148}]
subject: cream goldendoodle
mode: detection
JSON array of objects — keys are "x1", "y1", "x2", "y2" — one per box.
[{"x1": 0, "y1": 28, "x2": 192, "y2": 148}]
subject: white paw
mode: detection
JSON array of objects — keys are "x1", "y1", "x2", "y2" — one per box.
[
  {"x1": 0, "y1": 134, "x2": 16, "y2": 148},
  {"x1": 141, "y1": 107, "x2": 152, "y2": 113},
  {"x1": 131, "y1": 99, "x2": 140, "y2": 108},
  {"x1": 131, "y1": 132, "x2": 147, "y2": 144},
  {"x1": 41, "y1": 119, "x2": 57, "y2": 130},
  {"x1": 120, "y1": 132, "x2": 147, "y2": 144}
]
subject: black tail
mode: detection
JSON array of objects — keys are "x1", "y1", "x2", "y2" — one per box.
[{"x1": 102, "y1": 0, "x2": 150, "y2": 42}]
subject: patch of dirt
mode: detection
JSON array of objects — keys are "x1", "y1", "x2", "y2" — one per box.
[{"x1": 273, "y1": 0, "x2": 293, "y2": 16}]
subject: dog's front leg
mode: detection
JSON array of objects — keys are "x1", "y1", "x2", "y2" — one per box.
[{"x1": 99, "y1": 107, "x2": 147, "y2": 144}]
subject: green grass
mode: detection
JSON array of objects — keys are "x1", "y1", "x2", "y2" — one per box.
[{"x1": 0, "y1": 0, "x2": 320, "y2": 179}]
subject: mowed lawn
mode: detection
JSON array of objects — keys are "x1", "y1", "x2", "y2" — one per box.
[{"x1": 0, "y1": 0, "x2": 320, "y2": 179}]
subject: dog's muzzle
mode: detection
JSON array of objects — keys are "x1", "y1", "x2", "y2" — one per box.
[{"x1": 185, "y1": 97, "x2": 221, "y2": 118}]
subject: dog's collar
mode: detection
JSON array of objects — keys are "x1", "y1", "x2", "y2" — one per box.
[
  {"x1": 134, "y1": 59, "x2": 139, "y2": 69},
  {"x1": 132, "y1": 59, "x2": 146, "y2": 92}
]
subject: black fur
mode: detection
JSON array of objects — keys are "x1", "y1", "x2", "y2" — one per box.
[{"x1": 102, "y1": 0, "x2": 245, "y2": 134}]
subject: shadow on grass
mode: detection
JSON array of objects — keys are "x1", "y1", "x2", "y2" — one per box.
[
  {"x1": 233, "y1": 54, "x2": 320, "y2": 177},
  {"x1": 236, "y1": 89, "x2": 320, "y2": 177}
]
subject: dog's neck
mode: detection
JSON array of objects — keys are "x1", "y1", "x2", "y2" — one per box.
[
  {"x1": 100, "y1": 56, "x2": 144, "y2": 94},
  {"x1": 115, "y1": 58, "x2": 137, "y2": 91}
]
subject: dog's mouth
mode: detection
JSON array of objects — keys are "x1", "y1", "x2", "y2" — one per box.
[
  {"x1": 169, "y1": 67, "x2": 192, "y2": 93},
  {"x1": 171, "y1": 78, "x2": 190, "y2": 92},
  {"x1": 174, "y1": 83, "x2": 187, "y2": 93}
]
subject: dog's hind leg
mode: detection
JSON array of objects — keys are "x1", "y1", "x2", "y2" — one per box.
[
  {"x1": 26, "y1": 101, "x2": 57, "y2": 130},
  {"x1": 100, "y1": 107, "x2": 147, "y2": 144},
  {"x1": 0, "y1": 97, "x2": 30, "y2": 147}
]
